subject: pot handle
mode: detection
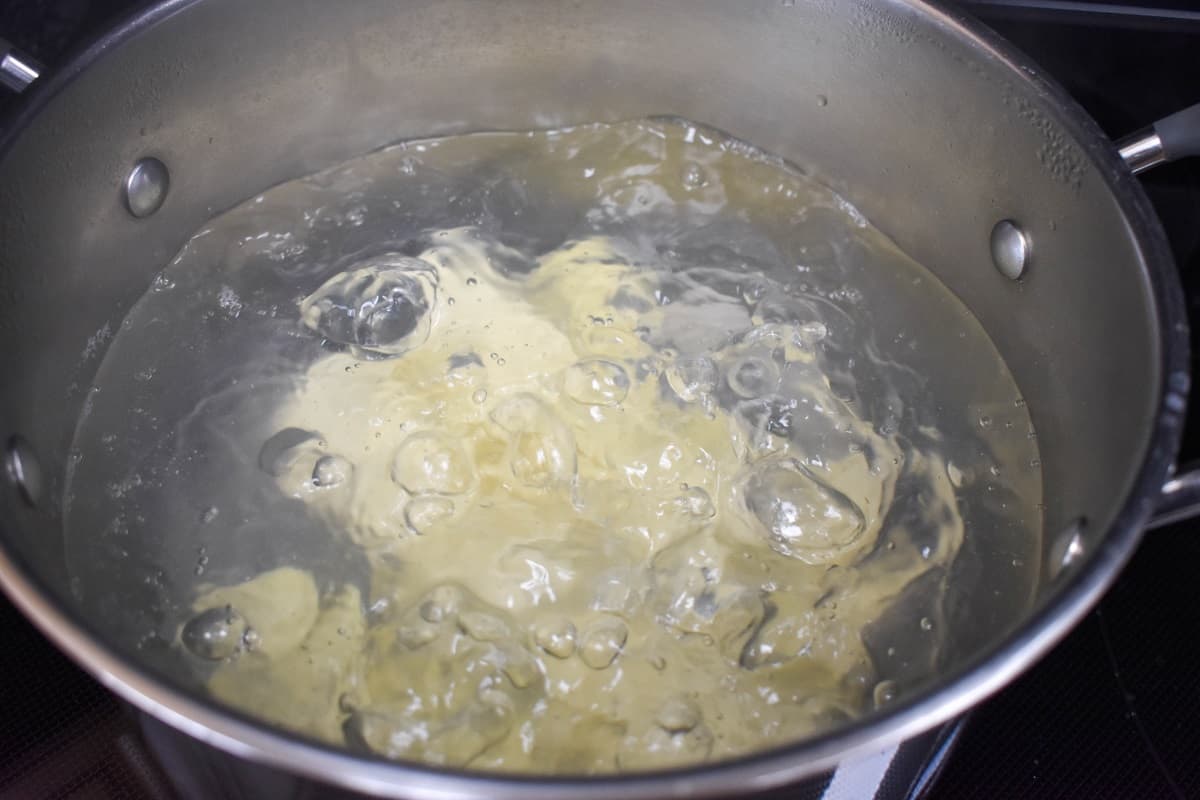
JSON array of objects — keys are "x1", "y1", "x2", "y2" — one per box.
[
  {"x1": 0, "y1": 38, "x2": 41, "y2": 94},
  {"x1": 1117, "y1": 101, "x2": 1200, "y2": 174},
  {"x1": 1148, "y1": 464, "x2": 1200, "y2": 530}
]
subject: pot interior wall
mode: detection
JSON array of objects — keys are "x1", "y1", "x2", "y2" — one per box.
[{"x1": 0, "y1": 0, "x2": 1162, "y2": 711}]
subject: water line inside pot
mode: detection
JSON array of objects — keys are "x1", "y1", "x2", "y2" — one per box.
[{"x1": 60, "y1": 118, "x2": 1042, "y2": 773}]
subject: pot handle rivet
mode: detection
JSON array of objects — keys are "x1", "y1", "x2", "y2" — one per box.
[
  {"x1": 4, "y1": 435, "x2": 42, "y2": 508},
  {"x1": 990, "y1": 219, "x2": 1030, "y2": 281},
  {"x1": 125, "y1": 157, "x2": 170, "y2": 218}
]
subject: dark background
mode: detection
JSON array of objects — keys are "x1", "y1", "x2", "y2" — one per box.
[{"x1": 1, "y1": 1, "x2": 1199, "y2": 798}]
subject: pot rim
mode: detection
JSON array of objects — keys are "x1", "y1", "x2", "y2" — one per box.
[{"x1": 0, "y1": 1, "x2": 1188, "y2": 797}]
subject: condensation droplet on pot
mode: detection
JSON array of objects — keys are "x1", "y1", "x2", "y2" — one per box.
[
  {"x1": 817, "y1": 94, "x2": 829, "y2": 107},
  {"x1": 919, "y1": 617, "x2": 933, "y2": 631},
  {"x1": 200, "y1": 506, "x2": 219, "y2": 524},
  {"x1": 182, "y1": 606, "x2": 246, "y2": 660},
  {"x1": 242, "y1": 627, "x2": 261, "y2": 651},
  {"x1": 978, "y1": 415, "x2": 993, "y2": 429}
]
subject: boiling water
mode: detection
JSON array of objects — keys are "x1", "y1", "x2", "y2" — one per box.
[{"x1": 64, "y1": 119, "x2": 1042, "y2": 773}]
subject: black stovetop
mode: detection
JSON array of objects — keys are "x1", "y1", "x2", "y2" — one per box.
[{"x1": 1, "y1": 2, "x2": 1199, "y2": 799}]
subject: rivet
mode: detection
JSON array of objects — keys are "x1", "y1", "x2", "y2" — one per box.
[
  {"x1": 125, "y1": 157, "x2": 170, "y2": 218},
  {"x1": 990, "y1": 219, "x2": 1030, "y2": 280},
  {"x1": 4, "y1": 435, "x2": 42, "y2": 507}
]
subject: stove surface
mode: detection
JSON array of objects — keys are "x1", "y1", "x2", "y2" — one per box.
[{"x1": 1, "y1": 2, "x2": 1198, "y2": 799}]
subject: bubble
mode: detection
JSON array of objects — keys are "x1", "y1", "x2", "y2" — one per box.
[
  {"x1": 579, "y1": 617, "x2": 628, "y2": 669},
  {"x1": 405, "y1": 496, "x2": 456, "y2": 534},
  {"x1": 656, "y1": 697, "x2": 702, "y2": 733},
  {"x1": 654, "y1": 547, "x2": 765, "y2": 663},
  {"x1": 733, "y1": 396, "x2": 798, "y2": 454},
  {"x1": 920, "y1": 617, "x2": 933, "y2": 631},
  {"x1": 472, "y1": 389, "x2": 488, "y2": 405},
  {"x1": 181, "y1": 606, "x2": 246, "y2": 660},
  {"x1": 618, "y1": 719, "x2": 714, "y2": 770},
  {"x1": 508, "y1": 432, "x2": 572, "y2": 488},
  {"x1": 681, "y1": 164, "x2": 708, "y2": 191},
  {"x1": 873, "y1": 680, "x2": 899, "y2": 708},
  {"x1": 258, "y1": 427, "x2": 321, "y2": 476},
  {"x1": 459, "y1": 611, "x2": 510, "y2": 642},
  {"x1": 742, "y1": 457, "x2": 867, "y2": 563},
  {"x1": 499, "y1": 644, "x2": 541, "y2": 689},
  {"x1": 673, "y1": 486, "x2": 715, "y2": 519},
  {"x1": 491, "y1": 395, "x2": 576, "y2": 488},
  {"x1": 727, "y1": 356, "x2": 780, "y2": 398},
  {"x1": 666, "y1": 356, "x2": 717, "y2": 404},
  {"x1": 946, "y1": 461, "x2": 964, "y2": 489},
  {"x1": 299, "y1": 255, "x2": 438, "y2": 358},
  {"x1": 797, "y1": 321, "x2": 828, "y2": 344},
  {"x1": 200, "y1": 506, "x2": 219, "y2": 524},
  {"x1": 391, "y1": 432, "x2": 475, "y2": 495},
  {"x1": 241, "y1": 627, "x2": 260, "y2": 651},
  {"x1": 312, "y1": 455, "x2": 352, "y2": 488},
  {"x1": 419, "y1": 585, "x2": 464, "y2": 623},
  {"x1": 534, "y1": 619, "x2": 577, "y2": 659},
  {"x1": 447, "y1": 352, "x2": 483, "y2": 371},
  {"x1": 564, "y1": 359, "x2": 631, "y2": 406}
]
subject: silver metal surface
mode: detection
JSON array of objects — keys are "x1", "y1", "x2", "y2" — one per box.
[
  {"x1": 1148, "y1": 464, "x2": 1200, "y2": 529},
  {"x1": 0, "y1": 46, "x2": 41, "y2": 93},
  {"x1": 1117, "y1": 128, "x2": 1167, "y2": 175},
  {"x1": 4, "y1": 436, "x2": 41, "y2": 507},
  {"x1": 124, "y1": 157, "x2": 170, "y2": 218},
  {"x1": 0, "y1": 1, "x2": 1188, "y2": 797},
  {"x1": 1047, "y1": 519, "x2": 1087, "y2": 580},
  {"x1": 990, "y1": 219, "x2": 1031, "y2": 280}
]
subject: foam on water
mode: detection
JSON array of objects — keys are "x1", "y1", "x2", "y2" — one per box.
[{"x1": 63, "y1": 118, "x2": 1043, "y2": 773}]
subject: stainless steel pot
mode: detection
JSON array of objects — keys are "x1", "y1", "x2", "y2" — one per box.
[{"x1": 0, "y1": 1, "x2": 1197, "y2": 797}]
